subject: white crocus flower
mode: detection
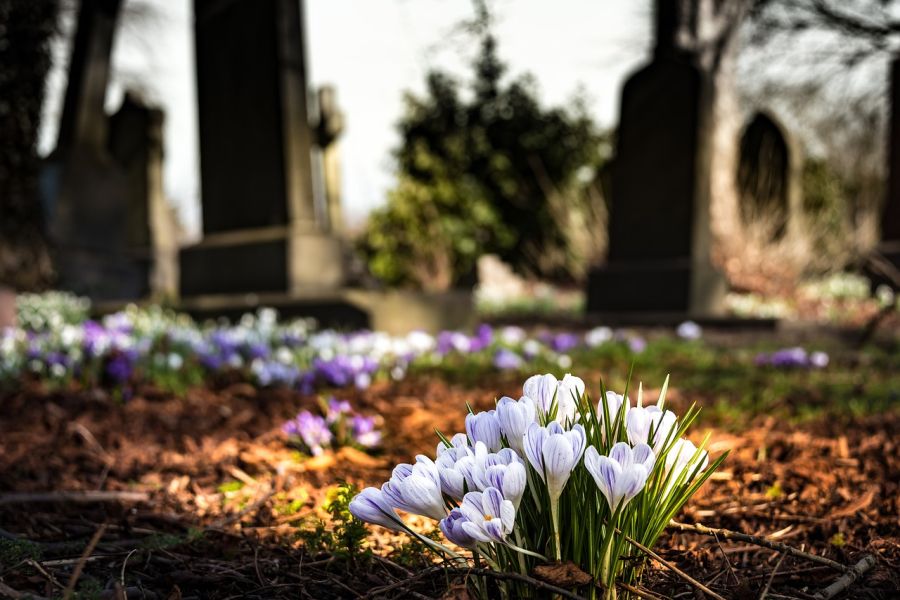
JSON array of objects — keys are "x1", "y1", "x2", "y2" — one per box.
[
  {"x1": 626, "y1": 405, "x2": 677, "y2": 452},
  {"x1": 381, "y1": 456, "x2": 447, "y2": 520},
  {"x1": 496, "y1": 395, "x2": 536, "y2": 455},
  {"x1": 459, "y1": 487, "x2": 515, "y2": 544},
  {"x1": 664, "y1": 438, "x2": 708, "y2": 493},
  {"x1": 349, "y1": 487, "x2": 404, "y2": 531},
  {"x1": 465, "y1": 410, "x2": 502, "y2": 452},
  {"x1": 523, "y1": 422, "x2": 586, "y2": 502},
  {"x1": 584, "y1": 442, "x2": 655, "y2": 512},
  {"x1": 523, "y1": 373, "x2": 585, "y2": 424}
]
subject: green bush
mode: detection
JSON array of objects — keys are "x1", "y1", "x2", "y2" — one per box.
[{"x1": 360, "y1": 6, "x2": 608, "y2": 290}]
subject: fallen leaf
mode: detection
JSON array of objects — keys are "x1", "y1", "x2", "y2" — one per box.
[{"x1": 533, "y1": 561, "x2": 592, "y2": 588}]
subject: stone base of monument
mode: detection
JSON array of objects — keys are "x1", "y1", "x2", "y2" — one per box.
[
  {"x1": 179, "y1": 227, "x2": 345, "y2": 296},
  {"x1": 586, "y1": 258, "x2": 727, "y2": 317},
  {"x1": 866, "y1": 242, "x2": 900, "y2": 292},
  {"x1": 175, "y1": 288, "x2": 474, "y2": 334}
]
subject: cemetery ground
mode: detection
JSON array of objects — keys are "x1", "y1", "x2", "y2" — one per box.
[{"x1": 0, "y1": 329, "x2": 897, "y2": 600}]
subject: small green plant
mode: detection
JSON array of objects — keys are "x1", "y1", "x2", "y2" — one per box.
[
  {"x1": 299, "y1": 484, "x2": 370, "y2": 559},
  {"x1": 217, "y1": 480, "x2": 244, "y2": 494}
]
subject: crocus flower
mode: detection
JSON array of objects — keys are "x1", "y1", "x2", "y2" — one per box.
[
  {"x1": 283, "y1": 411, "x2": 333, "y2": 456},
  {"x1": 598, "y1": 391, "x2": 629, "y2": 423},
  {"x1": 349, "y1": 487, "x2": 403, "y2": 531},
  {"x1": 810, "y1": 351, "x2": 829, "y2": 368},
  {"x1": 436, "y1": 446, "x2": 476, "y2": 500},
  {"x1": 524, "y1": 422, "x2": 586, "y2": 502},
  {"x1": 459, "y1": 487, "x2": 515, "y2": 543},
  {"x1": 439, "y1": 508, "x2": 478, "y2": 548},
  {"x1": 496, "y1": 395, "x2": 536, "y2": 455},
  {"x1": 584, "y1": 442, "x2": 654, "y2": 512},
  {"x1": 326, "y1": 398, "x2": 353, "y2": 423},
  {"x1": 585, "y1": 326, "x2": 612, "y2": 347},
  {"x1": 436, "y1": 432, "x2": 470, "y2": 457},
  {"x1": 665, "y1": 438, "x2": 708, "y2": 485},
  {"x1": 523, "y1": 373, "x2": 585, "y2": 424},
  {"x1": 626, "y1": 405, "x2": 677, "y2": 452},
  {"x1": 676, "y1": 321, "x2": 702, "y2": 340},
  {"x1": 493, "y1": 349, "x2": 524, "y2": 370},
  {"x1": 350, "y1": 415, "x2": 381, "y2": 448},
  {"x1": 476, "y1": 456, "x2": 527, "y2": 509},
  {"x1": 381, "y1": 456, "x2": 447, "y2": 520},
  {"x1": 465, "y1": 410, "x2": 502, "y2": 452},
  {"x1": 628, "y1": 336, "x2": 647, "y2": 353}
]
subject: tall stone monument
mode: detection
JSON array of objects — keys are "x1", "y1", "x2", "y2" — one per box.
[
  {"x1": 44, "y1": 0, "x2": 176, "y2": 301},
  {"x1": 586, "y1": 0, "x2": 729, "y2": 316},
  {"x1": 876, "y1": 55, "x2": 900, "y2": 288},
  {"x1": 180, "y1": 0, "x2": 344, "y2": 297}
]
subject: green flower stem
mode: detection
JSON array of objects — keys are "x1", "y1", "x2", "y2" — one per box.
[
  {"x1": 514, "y1": 528, "x2": 529, "y2": 574},
  {"x1": 550, "y1": 496, "x2": 562, "y2": 561}
]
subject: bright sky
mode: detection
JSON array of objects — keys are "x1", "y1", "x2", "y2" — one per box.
[{"x1": 39, "y1": 0, "x2": 652, "y2": 236}]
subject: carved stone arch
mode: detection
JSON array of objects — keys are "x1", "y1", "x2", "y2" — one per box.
[{"x1": 737, "y1": 111, "x2": 799, "y2": 240}]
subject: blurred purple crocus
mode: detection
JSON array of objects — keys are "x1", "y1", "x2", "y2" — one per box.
[
  {"x1": 493, "y1": 348, "x2": 524, "y2": 370},
  {"x1": 283, "y1": 411, "x2": 333, "y2": 456},
  {"x1": 351, "y1": 414, "x2": 382, "y2": 448}
]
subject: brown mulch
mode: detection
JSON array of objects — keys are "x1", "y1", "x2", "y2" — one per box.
[{"x1": 0, "y1": 377, "x2": 897, "y2": 599}]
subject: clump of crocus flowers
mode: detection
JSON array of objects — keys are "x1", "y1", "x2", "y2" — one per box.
[
  {"x1": 283, "y1": 397, "x2": 382, "y2": 456},
  {"x1": 349, "y1": 373, "x2": 724, "y2": 599},
  {"x1": 754, "y1": 347, "x2": 829, "y2": 369}
]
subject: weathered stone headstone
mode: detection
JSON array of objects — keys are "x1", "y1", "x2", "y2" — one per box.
[
  {"x1": 737, "y1": 112, "x2": 800, "y2": 240},
  {"x1": 180, "y1": 0, "x2": 344, "y2": 297},
  {"x1": 44, "y1": 0, "x2": 175, "y2": 301},
  {"x1": 586, "y1": 0, "x2": 726, "y2": 315}
]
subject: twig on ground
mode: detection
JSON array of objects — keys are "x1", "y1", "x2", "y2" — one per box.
[
  {"x1": 0, "y1": 491, "x2": 149, "y2": 505},
  {"x1": 622, "y1": 534, "x2": 727, "y2": 600},
  {"x1": 669, "y1": 521, "x2": 849, "y2": 573},
  {"x1": 363, "y1": 566, "x2": 587, "y2": 600},
  {"x1": 759, "y1": 552, "x2": 787, "y2": 599},
  {"x1": 812, "y1": 555, "x2": 877, "y2": 600},
  {"x1": 615, "y1": 581, "x2": 666, "y2": 600},
  {"x1": 25, "y1": 559, "x2": 66, "y2": 591},
  {"x1": 63, "y1": 523, "x2": 108, "y2": 600}
]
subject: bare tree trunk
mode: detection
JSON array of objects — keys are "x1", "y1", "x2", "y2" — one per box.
[{"x1": 0, "y1": 0, "x2": 58, "y2": 327}]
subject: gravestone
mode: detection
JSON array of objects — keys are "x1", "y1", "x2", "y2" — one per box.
[
  {"x1": 180, "y1": 0, "x2": 345, "y2": 297},
  {"x1": 315, "y1": 85, "x2": 345, "y2": 236},
  {"x1": 876, "y1": 55, "x2": 900, "y2": 288},
  {"x1": 586, "y1": 0, "x2": 726, "y2": 315},
  {"x1": 44, "y1": 0, "x2": 175, "y2": 301},
  {"x1": 737, "y1": 112, "x2": 800, "y2": 240}
]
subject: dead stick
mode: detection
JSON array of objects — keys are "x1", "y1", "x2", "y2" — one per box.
[
  {"x1": 758, "y1": 553, "x2": 786, "y2": 599},
  {"x1": 363, "y1": 566, "x2": 587, "y2": 600},
  {"x1": 812, "y1": 555, "x2": 877, "y2": 600},
  {"x1": 63, "y1": 523, "x2": 108, "y2": 600},
  {"x1": 623, "y1": 534, "x2": 727, "y2": 600},
  {"x1": 669, "y1": 520, "x2": 849, "y2": 573},
  {"x1": 0, "y1": 491, "x2": 149, "y2": 505},
  {"x1": 615, "y1": 581, "x2": 665, "y2": 600}
]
